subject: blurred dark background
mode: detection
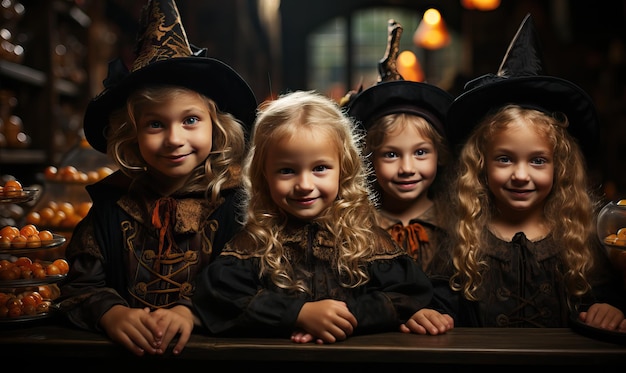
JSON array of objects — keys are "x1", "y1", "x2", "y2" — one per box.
[{"x1": 1, "y1": 0, "x2": 626, "y2": 199}]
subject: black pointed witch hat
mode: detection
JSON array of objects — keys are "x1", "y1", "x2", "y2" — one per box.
[
  {"x1": 346, "y1": 19, "x2": 453, "y2": 137},
  {"x1": 445, "y1": 13, "x2": 599, "y2": 155},
  {"x1": 83, "y1": 0, "x2": 257, "y2": 153}
]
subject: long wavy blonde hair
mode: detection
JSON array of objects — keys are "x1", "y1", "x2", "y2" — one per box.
[
  {"x1": 450, "y1": 104, "x2": 598, "y2": 301},
  {"x1": 105, "y1": 85, "x2": 246, "y2": 202},
  {"x1": 242, "y1": 90, "x2": 380, "y2": 293}
]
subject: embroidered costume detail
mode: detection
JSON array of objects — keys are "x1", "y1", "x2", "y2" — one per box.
[
  {"x1": 151, "y1": 196, "x2": 177, "y2": 268},
  {"x1": 114, "y1": 189, "x2": 226, "y2": 309},
  {"x1": 388, "y1": 222, "x2": 429, "y2": 258}
]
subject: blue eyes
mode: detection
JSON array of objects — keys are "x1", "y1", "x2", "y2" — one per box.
[
  {"x1": 146, "y1": 116, "x2": 199, "y2": 129},
  {"x1": 383, "y1": 149, "x2": 428, "y2": 158},
  {"x1": 278, "y1": 166, "x2": 328, "y2": 174},
  {"x1": 184, "y1": 117, "x2": 199, "y2": 125},
  {"x1": 496, "y1": 156, "x2": 547, "y2": 165}
]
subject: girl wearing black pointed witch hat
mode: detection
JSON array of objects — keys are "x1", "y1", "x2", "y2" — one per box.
[
  {"x1": 346, "y1": 20, "x2": 454, "y2": 273},
  {"x1": 429, "y1": 13, "x2": 626, "y2": 330},
  {"x1": 56, "y1": 0, "x2": 257, "y2": 356}
]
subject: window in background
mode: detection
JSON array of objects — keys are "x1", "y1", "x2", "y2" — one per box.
[{"x1": 307, "y1": 7, "x2": 460, "y2": 100}]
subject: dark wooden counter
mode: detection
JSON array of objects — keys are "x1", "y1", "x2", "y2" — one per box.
[{"x1": 1, "y1": 320, "x2": 625, "y2": 371}]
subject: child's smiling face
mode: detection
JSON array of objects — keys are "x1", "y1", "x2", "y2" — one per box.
[
  {"x1": 264, "y1": 128, "x2": 340, "y2": 221},
  {"x1": 372, "y1": 118, "x2": 438, "y2": 209},
  {"x1": 486, "y1": 120, "x2": 554, "y2": 218},
  {"x1": 136, "y1": 90, "x2": 213, "y2": 189}
]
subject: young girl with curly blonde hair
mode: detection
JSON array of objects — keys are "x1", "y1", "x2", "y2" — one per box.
[
  {"x1": 193, "y1": 90, "x2": 453, "y2": 343},
  {"x1": 430, "y1": 14, "x2": 626, "y2": 330},
  {"x1": 57, "y1": 0, "x2": 257, "y2": 357}
]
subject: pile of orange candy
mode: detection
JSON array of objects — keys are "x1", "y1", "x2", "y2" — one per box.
[
  {"x1": 0, "y1": 256, "x2": 69, "y2": 281},
  {"x1": 25, "y1": 200, "x2": 91, "y2": 230},
  {"x1": 0, "y1": 224, "x2": 54, "y2": 249},
  {"x1": 0, "y1": 179, "x2": 24, "y2": 197},
  {"x1": 43, "y1": 165, "x2": 113, "y2": 184},
  {"x1": 0, "y1": 284, "x2": 59, "y2": 318}
]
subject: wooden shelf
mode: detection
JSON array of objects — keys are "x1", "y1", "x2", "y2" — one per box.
[
  {"x1": 0, "y1": 0, "x2": 92, "y2": 175},
  {"x1": 0, "y1": 149, "x2": 46, "y2": 164},
  {"x1": 0, "y1": 60, "x2": 45, "y2": 86},
  {"x1": 0, "y1": 61, "x2": 81, "y2": 96}
]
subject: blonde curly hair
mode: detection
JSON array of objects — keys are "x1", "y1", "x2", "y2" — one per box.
[
  {"x1": 450, "y1": 104, "x2": 598, "y2": 301},
  {"x1": 241, "y1": 90, "x2": 380, "y2": 293}
]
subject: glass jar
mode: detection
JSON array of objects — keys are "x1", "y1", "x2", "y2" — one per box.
[
  {"x1": 597, "y1": 200, "x2": 626, "y2": 249},
  {"x1": 597, "y1": 199, "x2": 626, "y2": 287}
]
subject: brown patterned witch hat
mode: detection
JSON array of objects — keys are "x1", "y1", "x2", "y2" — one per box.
[
  {"x1": 345, "y1": 19, "x2": 453, "y2": 138},
  {"x1": 83, "y1": 0, "x2": 257, "y2": 153},
  {"x1": 446, "y1": 13, "x2": 599, "y2": 155}
]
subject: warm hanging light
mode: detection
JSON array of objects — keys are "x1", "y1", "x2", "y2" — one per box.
[
  {"x1": 461, "y1": 0, "x2": 500, "y2": 11},
  {"x1": 396, "y1": 50, "x2": 424, "y2": 82},
  {"x1": 413, "y1": 8, "x2": 450, "y2": 50}
]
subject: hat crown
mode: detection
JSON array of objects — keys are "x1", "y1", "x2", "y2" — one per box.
[
  {"x1": 377, "y1": 19, "x2": 404, "y2": 83},
  {"x1": 132, "y1": 0, "x2": 192, "y2": 71},
  {"x1": 496, "y1": 13, "x2": 543, "y2": 78},
  {"x1": 464, "y1": 13, "x2": 543, "y2": 92}
]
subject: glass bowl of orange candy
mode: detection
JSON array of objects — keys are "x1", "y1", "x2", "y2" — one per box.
[
  {"x1": 597, "y1": 199, "x2": 626, "y2": 250},
  {"x1": 597, "y1": 199, "x2": 626, "y2": 287}
]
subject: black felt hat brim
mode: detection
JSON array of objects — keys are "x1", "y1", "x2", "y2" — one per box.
[
  {"x1": 445, "y1": 75, "x2": 599, "y2": 155},
  {"x1": 84, "y1": 57, "x2": 257, "y2": 153},
  {"x1": 347, "y1": 80, "x2": 453, "y2": 137}
]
